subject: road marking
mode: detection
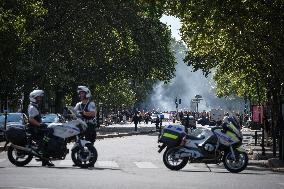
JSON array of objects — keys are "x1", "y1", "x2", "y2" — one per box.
[
  {"x1": 29, "y1": 159, "x2": 41, "y2": 165},
  {"x1": 0, "y1": 186, "x2": 53, "y2": 189},
  {"x1": 97, "y1": 161, "x2": 119, "y2": 168},
  {"x1": 59, "y1": 160, "x2": 74, "y2": 166},
  {"x1": 134, "y1": 162, "x2": 158, "y2": 169}
]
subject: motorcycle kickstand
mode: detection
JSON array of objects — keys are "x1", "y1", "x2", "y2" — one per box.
[{"x1": 205, "y1": 164, "x2": 212, "y2": 172}]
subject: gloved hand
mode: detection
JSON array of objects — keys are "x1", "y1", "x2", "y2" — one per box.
[{"x1": 40, "y1": 123, "x2": 48, "y2": 128}]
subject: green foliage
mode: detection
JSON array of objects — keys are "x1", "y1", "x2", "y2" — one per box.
[
  {"x1": 1, "y1": 0, "x2": 177, "y2": 111},
  {"x1": 161, "y1": 0, "x2": 284, "y2": 104},
  {"x1": 0, "y1": 0, "x2": 46, "y2": 107}
]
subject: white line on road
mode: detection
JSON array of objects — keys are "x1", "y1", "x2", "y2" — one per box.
[
  {"x1": 97, "y1": 161, "x2": 119, "y2": 168},
  {"x1": 0, "y1": 186, "x2": 53, "y2": 189},
  {"x1": 134, "y1": 162, "x2": 158, "y2": 169},
  {"x1": 59, "y1": 159, "x2": 74, "y2": 166},
  {"x1": 29, "y1": 159, "x2": 41, "y2": 165}
]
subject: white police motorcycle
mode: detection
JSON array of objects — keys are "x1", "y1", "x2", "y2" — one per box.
[
  {"x1": 158, "y1": 117, "x2": 248, "y2": 173},
  {"x1": 5, "y1": 107, "x2": 98, "y2": 168}
]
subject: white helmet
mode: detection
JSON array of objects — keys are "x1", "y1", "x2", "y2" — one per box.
[
  {"x1": 29, "y1": 90, "x2": 44, "y2": 103},
  {"x1": 77, "y1": 86, "x2": 91, "y2": 98}
]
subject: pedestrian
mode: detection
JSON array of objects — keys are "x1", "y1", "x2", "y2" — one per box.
[
  {"x1": 144, "y1": 113, "x2": 150, "y2": 124},
  {"x1": 155, "y1": 115, "x2": 160, "y2": 132},
  {"x1": 185, "y1": 114, "x2": 190, "y2": 133},
  {"x1": 74, "y1": 86, "x2": 97, "y2": 144},
  {"x1": 139, "y1": 112, "x2": 142, "y2": 124},
  {"x1": 123, "y1": 114, "x2": 127, "y2": 123},
  {"x1": 28, "y1": 89, "x2": 54, "y2": 167},
  {"x1": 132, "y1": 113, "x2": 139, "y2": 131}
]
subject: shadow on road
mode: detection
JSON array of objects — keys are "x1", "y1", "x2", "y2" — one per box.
[{"x1": 14, "y1": 165, "x2": 123, "y2": 171}]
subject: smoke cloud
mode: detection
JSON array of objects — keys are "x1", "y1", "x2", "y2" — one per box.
[{"x1": 142, "y1": 43, "x2": 245, "y2": 113}]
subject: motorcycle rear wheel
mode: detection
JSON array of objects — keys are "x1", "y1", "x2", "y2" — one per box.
[
  {"x1": 223, "y1": 151, "x2": 248, "y2": 173},
  {"x1": 71, "y1": 144, "x2": 98, "y2": 168},
  {"x1": 163, "y1": 147, "x2": 188, "y2": 171},
  {"x1": 7, "y1": 146, "x2": 33, "y2": 167}
]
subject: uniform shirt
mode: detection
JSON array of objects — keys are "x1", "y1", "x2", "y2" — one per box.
[
  {"x1": 74, "y1": 101, "x2": 96, "y2": 112},
  {"x1": 28, "y1": 103, "x2": 41, "y2": 123},
  {"x1": 74, "y1": 101, "x2": 96, "y2": 122}
]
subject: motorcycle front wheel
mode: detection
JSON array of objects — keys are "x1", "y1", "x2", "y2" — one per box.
[
  {"x1": 163, "y1": 147, "x2": 188, "y2": 171},
  {"x1": 223, "y1": 150, "x2": 248, "y2": 173},
  {"x1": 71, "y1": 144, "x2": 98, "y2": 168},
  {"x1": 7, "y1": 146, "x2": 33, "y2": 167}
]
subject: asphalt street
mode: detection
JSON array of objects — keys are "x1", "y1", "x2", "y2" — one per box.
[{"x1": 0, "y1": 134, "x2": 283, "y2": 189}]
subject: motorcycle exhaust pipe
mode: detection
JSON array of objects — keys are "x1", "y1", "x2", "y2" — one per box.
[
  {"x1": 10, "y1": 144, "x2": 40, "y2": 157},
  {"x1": 10, "y1": 144, "x2": 50, "y2": 161},
  {"x1": 10, "y1": 144, "x2": 33, "y2": 153}
]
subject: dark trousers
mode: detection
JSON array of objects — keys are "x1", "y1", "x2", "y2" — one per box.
[
  {"x1": 84, "y1": 123, "x2": 97, "y2": 143},
  {"x1": 134, "y1": 123, "x2": 138, "y2": 131},
  {"x1": 28, "y1": 125, "x2": 53, "y2": 160}
]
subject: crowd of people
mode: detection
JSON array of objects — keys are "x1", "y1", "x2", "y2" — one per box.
[{"x1": 102, "y1": 110, "x2": 211, "y2": 125}]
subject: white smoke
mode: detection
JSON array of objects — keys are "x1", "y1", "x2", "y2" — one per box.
[
  {"x1": 142, "y1": 43, "x2": 245, "y2": 113},
  {"x1": 144, "y1": 15, "x2": 245, "y2": 113}
]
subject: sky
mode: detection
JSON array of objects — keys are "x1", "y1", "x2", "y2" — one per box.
[{"x1": 160, "y1": 15, "x2": 182, "y2": 41}]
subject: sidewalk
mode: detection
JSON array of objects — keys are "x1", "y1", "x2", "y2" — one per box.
[
  {"x1": 242, "y1": 128, "x2": 284, "y2": 172},
  {"x1": 96, "y1": 122, "x2": 157, "y2": 139}
]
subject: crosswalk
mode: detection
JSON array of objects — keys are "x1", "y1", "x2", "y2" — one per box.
[
  {"x1": 0, "y1": 158, "x2": 226, "y2": 171},
  {"x1": 0, "y1": 158, "x2": 166, "y2": 169},
  {"x1": 0, "y1": 157, "x2": 262, "y2": 173}
]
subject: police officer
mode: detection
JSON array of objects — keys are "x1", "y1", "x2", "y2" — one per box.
[
  {"x1": 28, "y1": 89, "x2": 54, "y2": 167},
  {"x1": 74, "y1": 86, "x2": 97, "y2": 144}
]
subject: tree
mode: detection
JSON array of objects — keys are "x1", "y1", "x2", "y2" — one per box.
[
  {"x1": 157, "y1": 0, "x2": 284, "y2": 108},
  {"x1": 0, "y1": 0, "x2": 47, "y2": 111},
  {"x1": 1, "y1": 0, "x2": 177, "y2": 112}
]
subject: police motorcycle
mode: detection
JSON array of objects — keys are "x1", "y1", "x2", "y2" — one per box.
[
  {"x1": 158, "y1": 117, "x2": 248, "y2": 173},
  {"x1": 4, "y1": 106, "x2": 98, "y2": 168}
]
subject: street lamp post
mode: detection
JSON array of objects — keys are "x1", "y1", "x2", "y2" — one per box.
[{"x1": 192, "y1": 95, "x2": 203, "y2": 113}]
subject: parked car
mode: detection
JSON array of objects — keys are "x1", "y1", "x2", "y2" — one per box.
[
  {"x1": 42, "y1": 113, "x2": 64, "y2": 124},
  {"x1": 181, "y1": 115, "x2": 196, "y2": 128},
  {"x1": 197, "y1": 117, "x2": 210, "y2": 126},
  {"x1": 0, "y1": 113, "x2": 28, "y2": 142}
]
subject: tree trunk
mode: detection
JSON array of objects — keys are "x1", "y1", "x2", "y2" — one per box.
[
  {"x1": 55, "y1": 89, "x2": 64, "y2": 113},
  {"x1": 270, "y1": 84, "x2": 281, "y2": 157}
]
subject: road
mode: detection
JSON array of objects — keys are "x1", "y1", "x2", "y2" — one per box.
[{"x1": 0, "y1": 134, "x2": 283, "y2": 189}]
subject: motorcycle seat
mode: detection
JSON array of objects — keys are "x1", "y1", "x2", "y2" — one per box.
[{"x1": 186, "y1": 134, "x2": 205, "y2": 140}]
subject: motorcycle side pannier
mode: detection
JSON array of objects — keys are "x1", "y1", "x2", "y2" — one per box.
[
  {"x1": 159, "y1": 125, "x2": 186, "y2": 147},
  {"x1": 5, "y1": 126, "x2": 27, "y2": 146}
]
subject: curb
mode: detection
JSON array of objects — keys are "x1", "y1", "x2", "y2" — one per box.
[
  {"x1": 97, "y1": 130, "x2": 156, "y2": 139},
  {"x1": 248, "y1": 159, "x2": 284, "y2": 172},
  {"x1": 249, "y1": 160, "x2": 269, "y2": 167}
]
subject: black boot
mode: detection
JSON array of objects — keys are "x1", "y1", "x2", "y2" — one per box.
[{"x1": 42, "y1": 160, "x2": 54, "y2": 167}]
